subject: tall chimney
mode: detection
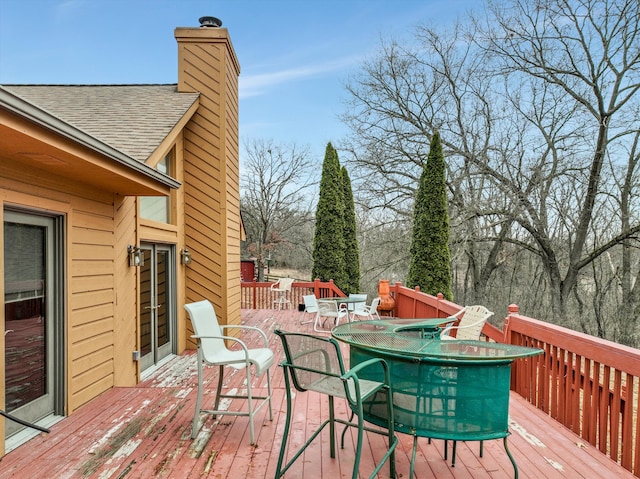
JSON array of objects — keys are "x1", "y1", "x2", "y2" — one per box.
[{"x1": 175, "y1": 19, "x2": 242, "y2": 328}]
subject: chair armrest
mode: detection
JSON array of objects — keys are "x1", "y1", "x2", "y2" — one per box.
[
  {"x1": 342, "y1": 357, "x2": 391, "y2": 403},
  {"x1": 447, "y1": 307, "x2": 466, "y2": 321},
  {"x1": 444, "y1": 316, "x2": 488, "y2": 331},
  {"x1": 221, "y1": 324, "x2": 269, "y2": 347},
  {"x1": 440, "y1": 307, "x2": 468, "y2": 336},
  {"x1": 191, "y1": 333, "x2": 251, "y2": 358},
  {"x1": 440, "y1": 314, "x2": 491, "y2": 338}
]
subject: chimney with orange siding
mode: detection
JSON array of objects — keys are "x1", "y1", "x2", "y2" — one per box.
[{"x1": 175, "y1": 18, "x2": 242, "y2": 330}]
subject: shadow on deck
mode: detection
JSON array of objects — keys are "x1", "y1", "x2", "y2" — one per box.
[{"x1": 0, "y1": 309, "x2": 633, "y2": 478}]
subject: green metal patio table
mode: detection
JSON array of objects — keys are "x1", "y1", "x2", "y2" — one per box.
[{"x1": 332, "y1": 318, "x2": 543, "y2": 478}]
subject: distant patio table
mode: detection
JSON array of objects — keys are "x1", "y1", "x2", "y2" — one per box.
[
  {"x1": 332, "y1": 318, "x2": 543, "y2": 478},
  {"x1": 318, "y1": 296, "x2": 369, "y2": 321}
]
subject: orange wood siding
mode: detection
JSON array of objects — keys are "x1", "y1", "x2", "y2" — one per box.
[
  {"x1": 113, "y1": 195, "x2": 138, "y2": 387},
  {"x1": 68, "y1": 202, "x2": 116, "y2": 412},
  {"x1": 176, "y1": 26, "x2": 242, "y2": 338},
  {"x1": 224, "y1": 37, "x2": 242, "y2": 329},
  {"x1": 0, "y1": 172, "x2": 118, "y2": 416}
]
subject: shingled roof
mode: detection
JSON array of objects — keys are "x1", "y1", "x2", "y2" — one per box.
[{"x1": 3, "y1": 85, "x2": 199, "y2": 162}]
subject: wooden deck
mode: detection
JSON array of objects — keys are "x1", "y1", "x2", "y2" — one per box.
[{"x1": 0, "y1": 309, "x2": 633, "y2": 478}]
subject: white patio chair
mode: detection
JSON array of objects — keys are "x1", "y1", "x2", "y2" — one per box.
[
  {"x1": 313, "y1": 299, "x2": 349, "y2": 333},
  {"x1": 301, "y1": 294, "x2": 318, "y2": 324},
  {"x1": 347, "y1": 293, "x2": 368, "y2": 320},
  {"x1": 271, "y1": 277, "x2": 294, "y2": 309},
  {"x1": 184, "y1": 300, "x2": 274, "y2": 445},
  {"x1": 351, "y1": 297, "x2": 381, "y2": 321},
  {"x1": 440, "y1": 305, "x2": 494, "y2": 340}
]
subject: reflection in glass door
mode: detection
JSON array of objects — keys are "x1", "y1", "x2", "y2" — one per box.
[
  {"x1": 4, "y1": 210, "x2": 63, "y2": 438},
  {"x1": 140, "y1": 244, "x2": 175, "y2": 371}
]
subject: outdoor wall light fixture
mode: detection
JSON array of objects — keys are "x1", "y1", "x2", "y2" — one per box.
[
  {"x1": 128, "y1": 245, "x2": 144, "y2": 267},
  {"x1": 180, "y1": 248, "x2": 192, "y2": 265}
]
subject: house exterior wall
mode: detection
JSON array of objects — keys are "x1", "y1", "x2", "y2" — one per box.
[
  {"x1": 0, "y1": 23, "x2": 242, "y2": 456},
  {"x1": 0, "y1": 152, "x2": 131, "y2": 454},
  {"x1": 175, "y1": 26, "x2": 242, "y2": 340}
]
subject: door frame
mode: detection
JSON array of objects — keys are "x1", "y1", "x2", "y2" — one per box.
[
  {"x1": 3, "y1": 208, "x2": 65, "y2": 438},
  {"x1": 139, "y1": 243, "x2": 177, "y2": 372}
]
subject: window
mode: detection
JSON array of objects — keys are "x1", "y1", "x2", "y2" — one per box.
[{"x1": 140, "y1": 150, "x2": 173, "y2": 223}]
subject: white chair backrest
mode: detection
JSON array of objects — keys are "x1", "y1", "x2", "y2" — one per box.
[
  {"x1": 317, "y1": 300, "x2": 339, "y2": 317},
  {"x1": 272, "y1": 277, "x2": 294, "y2": 291},
  {"x1": 454, "y1": 305, "x2": 494, "y2": 340},
  {"x1": 303, "y1": 294, "x2": 319, "y2": 313},
  {"x1": 348, "y1": 293, "x2": 368, "y2": 312},
  {"x1": 369, "y1": 297, "x2": 381, "y2": 318},
  {"x1": 184, "y1": 300, "x2": 228, "y2": 362}
]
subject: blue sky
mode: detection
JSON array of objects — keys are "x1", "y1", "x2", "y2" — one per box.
[{"x1": 0, "y1": 0, "x2": 477, "y2": 161}]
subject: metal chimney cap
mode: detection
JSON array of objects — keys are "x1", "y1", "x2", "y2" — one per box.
[{"x1": 199, "y1": 16, "x2": 222, "y2": 28}]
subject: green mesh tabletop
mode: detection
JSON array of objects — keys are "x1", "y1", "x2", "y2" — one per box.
[{"x1": 332, "y1": 317, "x2": 541, "y2": 360}]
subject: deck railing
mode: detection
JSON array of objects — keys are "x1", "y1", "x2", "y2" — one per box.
[
  {"x1": 240, "y1": 279, "x2": 344, "y2": 310},
  {"x1": 505, "y1": 306, "x2": 640, "y2": 476},
  {"x1": 241, "y1": 279, "x2": 640, "y2": 476}
]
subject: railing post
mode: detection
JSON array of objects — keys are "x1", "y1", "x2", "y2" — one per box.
[
  {"x1": 252, "y1": 279, "x2": 258, "y2": 309},
  {"x1": 504, "y1": 303, "x2": 519, "y2": 344}
]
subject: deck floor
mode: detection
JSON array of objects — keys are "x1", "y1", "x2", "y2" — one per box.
[{"x1": 0, "y1": 309, "x2": 633, "y2": 478}]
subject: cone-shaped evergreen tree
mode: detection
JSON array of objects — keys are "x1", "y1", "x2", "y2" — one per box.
[
  {"x1": 342, "y1": 166, "x2": 360, "y2": 294},
  {"x1": 406, "y1": 131, "x2": 453, "y2": 300},
  {"x1": 312, "y1": 143, "x2": 347, "y2": 290}
]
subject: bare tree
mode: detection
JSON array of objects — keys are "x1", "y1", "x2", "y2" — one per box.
[
  {"x1": 342, "y1": 0, "x2": 640, "y2": 340},
  {"x1": 478, "y1": 0, "x2": 640, "y2": 321},
  {"x1": 241, "y1": 139, "x2": 315, "y2": 280}
]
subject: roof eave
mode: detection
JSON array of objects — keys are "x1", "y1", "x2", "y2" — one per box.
[{"x1": 0, "y1": 86, "x2": 181, "y2": 190}]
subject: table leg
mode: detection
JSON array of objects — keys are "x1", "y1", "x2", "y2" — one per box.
[{"x1": 410, "y1": 434, "x2": 418, "y2": 478}]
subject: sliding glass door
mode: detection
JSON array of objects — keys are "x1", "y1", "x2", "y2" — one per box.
[{"x1": 3, "y1": 210, "x2": 64, "y2": 438}]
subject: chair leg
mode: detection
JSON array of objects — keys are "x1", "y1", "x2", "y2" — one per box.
[
  {"x1": 300, "y1": 312, "x2": 314, "y2": 325},
  {"x1": 192, "y1": 348, "x2": 205, "y2": 438},
  {"x1": 384, "y1": 386, "x2": 397, "y2": 479},
  {"x1": 275, "y1": 368, "x2": 294, "y2": 479},
  {"x1": 352, "y1": 404, "x2": 365, "y2": 479},
  {"x1": 213, "y1": 364, "x2": 224, "y2": 416},
  {"x1": 328, "y1": 396, "x2": 336, "y2": 458},
  {"x1": 266, "y1": 369, "x2": 273, "y2": 420},
  {"x1": 246, "y1": 364, "x2": 255, "y2": 445}
]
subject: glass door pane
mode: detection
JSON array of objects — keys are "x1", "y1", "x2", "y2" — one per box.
[
  {"x1": 139, "y1": 245, "x2": 175, "y2": 371},
  {"x1": 156, "y1": 250, "x2": 169, "y2": 350},
  {"x1": 4, "y1": 222, "x2": 46, "y2": 412},
  {"x1": 140, "y1": 249, "x2": 153, "y2": 357},
  {"x1": 3, "y1": 210, "x2": 61, "y2": 439}
]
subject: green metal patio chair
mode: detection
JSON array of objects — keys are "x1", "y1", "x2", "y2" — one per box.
[{"x1": 274, "y1": 330, "x2": 398, "y2": 479}]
